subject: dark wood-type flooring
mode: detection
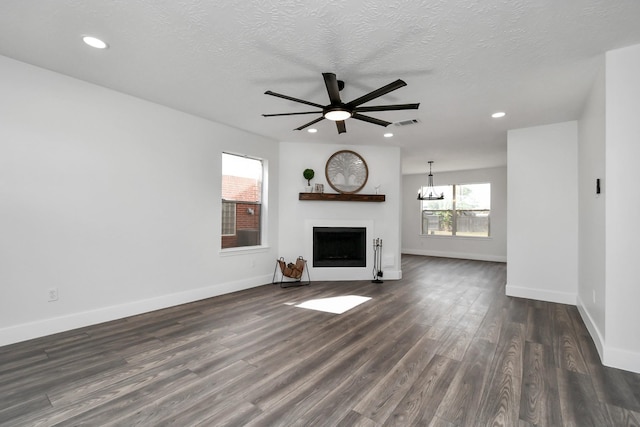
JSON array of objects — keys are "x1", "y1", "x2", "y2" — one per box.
[{"x1": 1, "y1": 255, "x2": 640, "y2": 426}]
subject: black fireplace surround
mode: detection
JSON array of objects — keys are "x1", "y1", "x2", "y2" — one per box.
[{"x1": 313, "y1": 227, "x2": 366, "y2": 267}]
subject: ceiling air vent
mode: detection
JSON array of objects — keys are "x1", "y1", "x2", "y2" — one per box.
[{"x1": 393, "y1": 119, "x2": 421, "y2": 127}]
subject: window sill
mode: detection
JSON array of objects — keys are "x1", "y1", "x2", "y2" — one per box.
[
  {"x1": 220, "y1": 245, "x2": 271, "y2": 256},
  {"x1": 419, "y1": 234, "x2": 493, "y2": 241}
]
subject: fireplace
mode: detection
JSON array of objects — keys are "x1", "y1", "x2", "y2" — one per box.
[{"x1": 313, "y1": 227, "x2": 366, "y2": 267}]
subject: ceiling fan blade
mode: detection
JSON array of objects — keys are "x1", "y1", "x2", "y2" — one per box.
[
  {"x1": 265, "y1": 90, "x2": 325, "y2": 109},
  {"x1": 323, "y1": 72, "x2": 342, "y2": 104},
  {"x1": 354, "y1": 103, "x2": 420, "y2": 112},
  {"x1": 262, "y1": 111, "x2": 322, "y2": 117},
  {"x1": 352, "y1": 113, "x2": 392, "y2": 127},
  {"x1": 336, "y1": 120, "x2": 346, "y2": 134},
  {"x1": 346, "y1": 79, "x2": 407, "y2": 107},
  {"x1": 295, "y1": 116, "x2": 325, "y2": 131}
]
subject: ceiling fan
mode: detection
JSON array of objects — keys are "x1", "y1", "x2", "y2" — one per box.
[{"x1": 262, "y1": 72, "x2": 420, "y2": 134}]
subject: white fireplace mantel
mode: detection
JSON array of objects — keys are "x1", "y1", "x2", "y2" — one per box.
[{"x1": 304, "y1": 219, "x2": 375, "y2": 281}]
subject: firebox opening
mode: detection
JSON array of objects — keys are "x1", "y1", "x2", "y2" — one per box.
[{"x1": 313, "y1": 227, "x2": 366, "y2": 267}]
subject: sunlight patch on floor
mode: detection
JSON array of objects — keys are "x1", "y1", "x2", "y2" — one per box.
[{"x1": 292, "y1": 295, "x2": 372, "y2": 314}]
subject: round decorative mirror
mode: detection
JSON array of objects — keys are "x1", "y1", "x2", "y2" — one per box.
[{"x1": 325, "y1": 150, "x2": 369, "y2": 194}]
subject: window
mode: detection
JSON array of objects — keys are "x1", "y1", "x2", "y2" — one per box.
[
  {"x1": 420, "y1": 183, "x2": 490, "y2": 237},
  {"x1": 221, "y1": 201, "x2": 236, "y2": 236},
  {"x1": 221, "y1": 153, "x2": 263, "y2": 249}
]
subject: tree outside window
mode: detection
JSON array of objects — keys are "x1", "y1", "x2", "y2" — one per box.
[{"x1": 420, "y1": 183, "x2": 490, "y2": 237}]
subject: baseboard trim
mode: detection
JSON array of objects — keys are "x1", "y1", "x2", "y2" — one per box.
[
  {"x1": 505, "y1": 284, "x2": 577, "y2": 305},
  {"x1": 401, "y1": 249, "x2": 506, "y2": 263},
  {"x1": 380, "y1": 269, "x2": 401, "y2": 280},
  {"x1": 0, "y1": 274, "x2": 272, "y2": 347},
  {"x1": 603, "y1": 345, "x2": 640, "y2": 374},
  {"x1": 576, "y1": 296, "x2": 605, "y2": 362}
]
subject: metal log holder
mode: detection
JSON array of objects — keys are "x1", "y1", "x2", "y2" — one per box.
[{"x1": 272, "y1": 256, "x2": 311, "y2": 288}]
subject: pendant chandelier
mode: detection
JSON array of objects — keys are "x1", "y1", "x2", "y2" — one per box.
[{"x1": 417, "y1": 161, "x2": 444, "y2": 200}]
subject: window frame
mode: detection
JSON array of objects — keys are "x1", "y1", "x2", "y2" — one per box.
[
  {"x1": 221, "y1": 152, "x2": 264, "y2": 250},
  {"x1": 419, "y1": 182, "x2": 491, "y2": 238}
]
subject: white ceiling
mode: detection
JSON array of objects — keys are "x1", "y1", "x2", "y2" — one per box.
[{"x1": 2, "y1": 1, "x2": 640, "y2": 174}]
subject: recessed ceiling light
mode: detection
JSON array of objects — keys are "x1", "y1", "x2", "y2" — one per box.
[
  {"x1": 491, "y1": 112, "x2": 506, "y2": 118},
  {"x1": 82, "y1": 36, "x2": 108, "y2": 49},
  {"x1": 307, "y1": 128, "x2": 318, "y2": 133},
  {"x1": 384, "y1": 132, "x2": 394, "y2": 138}
]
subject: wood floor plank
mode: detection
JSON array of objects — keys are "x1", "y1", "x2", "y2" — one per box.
[
  {"x1": 0, "y1": 394, "x2": 51, "y2": 426},
  {"x1": 47, "y1": 336, "x2": 227, "y2": 406},
  {"x1": 604, "y1": 404, "x2": 640, "y2": 427},
  {"x1": 476, "y1": 321, "x2": 525, "y2": 427},
  {"x1": 382, "y1": 355, "x2": 459, "y2": 426},
  {"x1": 624, "y1": 372, "x2": 640, "y2": 411},
  {"x1": 1, "y1": 255, "x2": 640, "y2": 426},
  {"x1": 475, "y1": 300, "x2": 507, "y2": 344},
  {"x1": 552, "y1": 304, "x2": 589, "y2": 374},
  {"x1": 428, "y1": 415, "x2": 457, "y2": 427},
  {"x1": 425, "y1": 304, "x2": 470, "y2": 341},
  {"x1": 435, "y1": 326, "x2": 474, "y2": 361},
  {"x1": 556, "y1": 368, "x2": 611, "y2": 426},
  {"x1": 456, "y1": 285, "x2": 485, "y2": 307},
  {"x1": 0, "y1": 347, "x2": 116, "y2": 389},
  {"x1": 526, "y1": 306, "x2": 553, "y2": 347},
  {"x1": 244, "y1": 303, "x2": 421, "y2": 425},
  {"x1": 100, "y1": 360, "x2": 256, "y2": 426},
  {"x1": 0, "y1": 353, "x2": 127, "y2": 410},
  {"x1": 6, "y1": 364, "x2": 193, "y2": 426},
  {"x1": 508, "y1": 297, "x2": 529, "y2": 324},
  {"x1": 46, "y1": 370, "x2": 199, "y2": 427},
  {"x1": 298, "y1": 323, "x2": 429, "y2": 426},
  {"x1": 519, "y1": 341, "x2": 563, "y2": 426},
  {"x1": 192, "y1": 401, "x2": 263, "y2": 427},
  {"x1": 0, "y1": 349, "x2": 50, "y2": 375},
  {"x1": 353, "y1": 332, "x2": 439, "y2": 423},
  {"x1": 154, "y1": 365, "x2": 270, "y2": 426},
  {"x1": 335, "y1": 410, "x2": 380, "y2": 427},
  {"x1": 433, "y1": 337, "x2": 496, "y2": 426},
  {"x1": 578, "y1": 330, "x2": 640, "y2": 413}
]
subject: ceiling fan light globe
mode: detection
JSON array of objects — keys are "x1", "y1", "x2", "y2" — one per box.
[{"x1": 324, "y1": 109, "x2": 352, "y2": 121}]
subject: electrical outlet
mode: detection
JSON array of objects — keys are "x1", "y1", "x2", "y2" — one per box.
[{"x1": 48, "y1": 287, "x2": 58, "y2": 302}]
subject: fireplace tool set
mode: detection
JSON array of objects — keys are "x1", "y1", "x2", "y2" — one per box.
[{"x1": 372, "y1": 238, "x2": 383, "y2": 283}]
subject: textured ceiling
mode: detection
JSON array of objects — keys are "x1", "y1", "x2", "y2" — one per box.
[{"x1": 2, "y1": 0, "x2": 640, "y2": 173}]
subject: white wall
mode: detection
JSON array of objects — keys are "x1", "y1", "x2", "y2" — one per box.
[
  {"x1": 402, "y1": 167, "x2": 507, "y2": 262},
  {"x1": 507, "y1": 122, "x2": 578, "y2": 305},
  {"x1": 604, "y1": 43, "x2": 640, "y2": 371},
  {"x1": 0, "y1": 55, "x2": 280, "y2": 345},
  {"x1": 278, "y1": 142, "x2": 402, "y2": 281},
  {"x1": 577, "y1": 60, "x2": 607, "y2": 356},
  {"x1": 506, "y1": 44, "x2": 640, "y2": 374}
]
